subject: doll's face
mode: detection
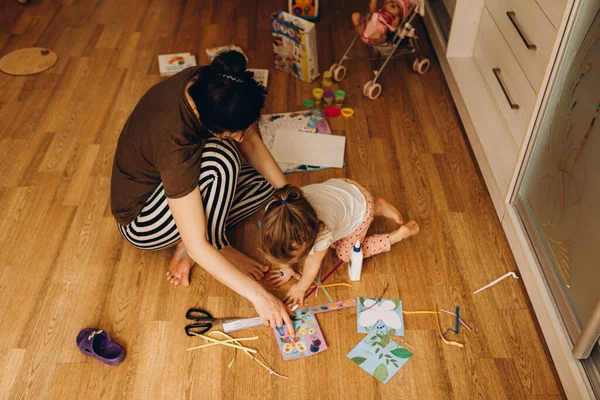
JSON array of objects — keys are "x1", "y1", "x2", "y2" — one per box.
[{"x1": 384, "y1": 1, "x2": 402, "y2": 17}]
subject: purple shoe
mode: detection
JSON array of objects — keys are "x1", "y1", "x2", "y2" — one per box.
[{"x1": 76, "y1": 328, "x2": 126, "y2": 366}]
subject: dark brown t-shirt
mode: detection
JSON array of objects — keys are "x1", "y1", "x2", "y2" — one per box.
[{"x1": 111, "y1": 66, "x2": 212, "y2": 225}]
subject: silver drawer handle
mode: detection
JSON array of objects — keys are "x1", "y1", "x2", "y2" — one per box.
[
  {"x1": 507, "y1": 11, "x2": 537, "y2": 50},
  {"x1": 493, "y1": 68, "x2": 520, "y2": 110}
]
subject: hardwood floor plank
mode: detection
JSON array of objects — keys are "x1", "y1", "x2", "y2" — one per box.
[
  {"x1": 0, "y1": 172, "x2": 63, "y2": 266},
  {"x1": 500, "y1": 310, "x2": 563, "y2": 396},
  {"x1": 0, "y1": 206, "x2": 76, "y2": 350},
  {"x1": 0, "y1": 348, "x2": 26, "y2": 400},
  {"x1": 494, "y1": 358, "x2": 529, "y2": 399},
  {"x1": 47, "y1": 363, "x2": 94, "y2": 400},
  {"x1": 409, "y1": 330, "x2": 456, "y2": 398}
]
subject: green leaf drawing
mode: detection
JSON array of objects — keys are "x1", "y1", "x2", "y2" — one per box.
[
  {"x1": 381, "y1": 336, "x2": 390, "y2": 347},
  {"x1": 392, "y1": 300, "x2": 400, "y2": 309},
  {"x1": 373, "y1": 364, "x2": 389, "y2": 382},
  {"x1": 379, "y1": 353, "x2": 383, "y2": 359},
  {"x1": 375, "y1": 348, "x2": 380, "y2": 353},
  {"x1": 359, "y1": 297, "x2": 366, "y2": 307},
  {"x1": 351, "y1": 357, "x2": 367, "y2": 365},
  {"x1": 386, "y1": 329, "x2": 395, "y2": 337},
  {"x1": 386, "y1": 359, "x2": 389, "y2": 365},
  {"x1": 391, "y1": 348, "x2": 413, "y2": 359}
]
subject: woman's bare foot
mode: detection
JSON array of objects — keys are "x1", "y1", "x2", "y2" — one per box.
[
  {"x1": 390, "y1": 220, "x2": 420, "y2": 245},
  {"x1": 220, "y1": 245, "x2": 269, "y2": 280},
  {"x1": 166, "y1": 241, "x2": 196, "y2": 287},
  {"x1": 374, "y1": 197, "x2": 404, "y2": 224}
]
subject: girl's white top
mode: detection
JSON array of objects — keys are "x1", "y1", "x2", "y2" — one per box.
[{"x1": 302, "y1": 179, "x2": 367, "y2": 253}]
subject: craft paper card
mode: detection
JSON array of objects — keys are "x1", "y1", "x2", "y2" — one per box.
[
  {"x1": 273, "y1": 307, "x2": 327, "y2": 360},
  {"x1": 357, "y1": 297, "x2": 404, "y2": 336},
  {"x1": 271, "y1": 131, "x2": 346, "y2": 168},
  {"x1": 347, "y1": 321, "x2": 413, "y2": 384},
  {"x1": 248, "y1": 69, "x2": 269, "y2": 88},
  {"x1": 157, "y1": 53, "x2": 197, "y2": 77},
  {"x1": 259, "y1": 110, "x2": 333, "y2": 173}
]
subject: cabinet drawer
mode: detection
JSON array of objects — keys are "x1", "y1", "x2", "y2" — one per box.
[
  {"x1": 474, "y1": 8, "x2": 536, "y2": 147},
  {"x1": 486, "y1": 0, "x2": 557, "y2": 90},
  {"x1": 536, "y1": 0, "x2": 568, "y2": 28}
]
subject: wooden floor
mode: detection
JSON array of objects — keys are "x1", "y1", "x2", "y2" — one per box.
[{"x1": 0, "y1": 0, "x2": 565, "y2": 399}]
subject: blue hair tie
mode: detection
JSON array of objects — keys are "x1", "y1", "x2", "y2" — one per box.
[{"x1": 281, "y1": 199, "x2": 288, "y2": 205}]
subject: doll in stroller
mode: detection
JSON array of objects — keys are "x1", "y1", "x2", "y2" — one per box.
[{"x1": 329, "y1": 0, "x2": 430, "y2": 99}]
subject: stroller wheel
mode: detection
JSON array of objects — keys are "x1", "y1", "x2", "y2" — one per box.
[
  {"x1": 413, "y1": 57, "x2": 431, "y2": 75},
  {"x1": 332, "y1": 65, "x2": 347, "y2": 82},
  {"x1": 363, "y1": 81, "x2": 382, "y2": 100},
  {"x1": 363, "y1": 81, "x2": 371, "y2": 96}
]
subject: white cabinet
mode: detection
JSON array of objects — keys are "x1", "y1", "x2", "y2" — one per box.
[
  {"x1": 537, "y1": 0, "x2": 569, "y2": 28},
  {"x1": 485, "y1": 0, "x2": 558, "y2": 90},
  {"x1": 424, "y1": 0, "x2": 566, "y2": 219},
  {"x1": 474, "y1": 8, "x2": 537, "y2": 146}
]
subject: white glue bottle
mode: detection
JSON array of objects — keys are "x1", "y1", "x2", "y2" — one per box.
[{"x1": 348, "y1": 241, "x2": 363, "y2": 281}]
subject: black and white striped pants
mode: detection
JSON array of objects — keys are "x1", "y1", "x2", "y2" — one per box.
[{"x1": 118, "y1": 138, "x2": 274, "y2": 251}]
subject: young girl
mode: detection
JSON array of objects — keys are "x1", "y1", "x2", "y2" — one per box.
[{"x1": 261, "y1": 179, "x2": 420, "y2": 307}]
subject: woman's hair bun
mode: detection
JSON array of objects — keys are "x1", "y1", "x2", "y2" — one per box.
[
  {"x1": 189, "y1": 49, "x2": 266, "y2": 133},
  {"x1": 210, "y1": 50, "x2": 247, "y2": 77}
]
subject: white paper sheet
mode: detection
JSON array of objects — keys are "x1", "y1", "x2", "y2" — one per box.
[{"x1": 271, "y1": 131, "x2": 346, "y2": 168}]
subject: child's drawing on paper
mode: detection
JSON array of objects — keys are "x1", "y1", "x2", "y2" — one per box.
[
  {"x1": 273, "y1": 307, "x2": 327, "y2": 360},
  {"x1": 357, "y1": 297, "x2": 404, "y2": 336},
  {"x1": 259, "y1": 110, "x2": 332, "y2": 173},
  {"x1": 347, "y1": 321, "x2": 413, "y2": 384}
]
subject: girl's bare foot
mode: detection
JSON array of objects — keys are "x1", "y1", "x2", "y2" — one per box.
[
  {"x1": 374, "y1": 197, "x2": 404, "y2": 224},
  {"x1": 166, "y1": 241, "x2": 196, "y2": 287},
  {"x1": 220, "y1": 245, "x2": 269, "y2": 280},
  {"x1": 390, "y1": 220, "x2": 420, "y2": 245}
]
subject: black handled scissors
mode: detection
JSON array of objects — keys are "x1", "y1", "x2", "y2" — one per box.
[{"x1": 185, "y1": 308, "x2": 242, "y2": 336}]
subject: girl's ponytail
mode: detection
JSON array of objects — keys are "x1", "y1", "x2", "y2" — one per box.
[{"x1": 261, "y1": 185, "x2": 321, "y2": 265}]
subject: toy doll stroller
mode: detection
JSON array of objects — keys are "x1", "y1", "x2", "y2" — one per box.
[{"x1": 328, "y1": 0, "x2": 430, "y2": 100}]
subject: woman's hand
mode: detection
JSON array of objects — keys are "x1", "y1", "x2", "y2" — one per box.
[
  {"x1": 283, "y1": 283, "x2": 307, "y2": 309},
  {"x1": 251, "y1": 291, "x2": 296, "y2": 336},
  {"x1": 219, "y1": 245, "x2": 269, "y2": 280}
]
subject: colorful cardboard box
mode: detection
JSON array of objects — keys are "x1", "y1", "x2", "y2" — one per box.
[{"x1": 271, "y1": 11, "x2": 319, "y2": 82}]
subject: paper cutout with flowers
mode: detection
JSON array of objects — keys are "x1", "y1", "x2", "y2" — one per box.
[
  {"x1": 357, "y1": 297, "x2": 404, "y2": 336},
  {"x1": 273, "y1": 307, "x2": 327, "y2": 360}
]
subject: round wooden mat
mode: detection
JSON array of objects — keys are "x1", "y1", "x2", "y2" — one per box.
[{"x1": 0, "y1": 47, "x2": 57, "y2": 76}]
